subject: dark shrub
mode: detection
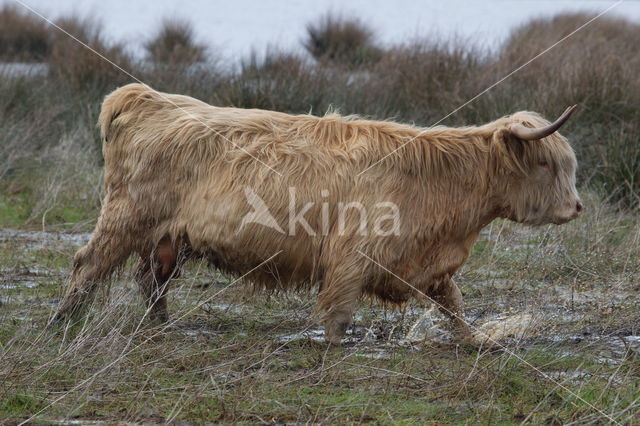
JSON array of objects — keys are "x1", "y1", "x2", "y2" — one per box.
[
  {"x1": 303, "y1": 13, "x2": 381, "y2": 67},
  {"x1": 0, "y1": 5, "x2": 51, "y2": 61},
  {"x1": 362, "y1": 40, "x2": 484, "y2": 124},
  {"x1": 145, "y1": 18, "x2": 206, "y2": 64}
]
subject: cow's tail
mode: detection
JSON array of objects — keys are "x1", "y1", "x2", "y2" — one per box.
[
  {"x1": 99, "y1": 83, "x2": 160, "y2": 190},
  {"x1": 98, "y1": 83, "x2": 155, "y2": 148}
]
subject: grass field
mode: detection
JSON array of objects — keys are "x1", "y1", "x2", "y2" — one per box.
[
  {"x1": 1, "y1": 6, "x2": 639, "y2": 424},
  {"x1": 1, "y1": 192, "x2": 639, "y2": 423}
]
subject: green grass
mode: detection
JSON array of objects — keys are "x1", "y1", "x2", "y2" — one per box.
[
  {"x1": 0, "y1": 393, "x2": 41, "y2": 418},
  {"x1": 0, "y1": 193, "x2": 30, "y2": 227}
]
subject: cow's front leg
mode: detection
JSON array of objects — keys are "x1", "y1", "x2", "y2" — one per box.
[
  {"x1": 317, "y1": 260, "x2": 363, "y2": 345},
  {"x1": 431, "y1": 275, "x2": 471, "y2": 341}
]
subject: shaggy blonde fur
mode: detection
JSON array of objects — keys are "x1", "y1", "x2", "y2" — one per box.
[{"x1": 53, "y1": 83, "x2": 581, "y2": 344}]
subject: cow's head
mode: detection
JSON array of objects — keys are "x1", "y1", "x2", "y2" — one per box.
[{"x1": 491, "y1": 106, "x2": 582, "y2": 226}]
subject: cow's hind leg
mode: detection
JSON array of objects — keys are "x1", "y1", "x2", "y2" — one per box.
[
  {"x1": 431, "y1": 275, "x2": 471, "y2": 340},
  {"x1": 52, "y1": 192, "x2": 139, "y2": 325},
  {"x1": 135, "y1": 236, "x2": 184, "y2": 324}
]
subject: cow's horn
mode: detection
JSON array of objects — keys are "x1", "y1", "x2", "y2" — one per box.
[{"x1": 509, "y1": 105, "x2": 577, "y2": 141}]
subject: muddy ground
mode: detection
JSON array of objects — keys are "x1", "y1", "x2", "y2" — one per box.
[{"x1": 1, "y1": 213, "x2": 639, "y2": 423}]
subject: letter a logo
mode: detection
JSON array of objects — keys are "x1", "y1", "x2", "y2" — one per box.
[{"x1": 238, "y1": 187, "x2": 285, "y2": 234}]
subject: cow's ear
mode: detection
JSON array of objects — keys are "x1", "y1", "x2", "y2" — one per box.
[
  {"x1": 492, "y1": 127, "x2": 525, "y2": 155},
  {"x1": 490, "y1": 127, "x2": 527, "y2": 174}
]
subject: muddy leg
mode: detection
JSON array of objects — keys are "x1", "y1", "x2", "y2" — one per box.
[
  {"x1": 431, "y1": 275, "x2": 471, "y2": 340},
  {"x1": 52, "y1": 192, "x2": 139, "y2": 324},
  {"x1": 135, "y1": 236, "x2": 182, "y2": 324},
  {"x1": 318, "y1": 262, "x2": 363, "y2": 345}
]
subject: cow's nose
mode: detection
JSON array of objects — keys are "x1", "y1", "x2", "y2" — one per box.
[{"x1": 574, "y1": 200, "x2": 583, "y2": 217}]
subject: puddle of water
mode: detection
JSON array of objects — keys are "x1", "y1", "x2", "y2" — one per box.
[
  {"x1": 0, "y1": 280, "x2": 40, "y2": 290},
  {"x1": 205, "y1": 303, "x2": 246, "y2": 314},
  {"x1": 278, "y1": 329, "x2": 325, "y2": 343},
  {"x1": 181, "y1": 329, "x2": 218, "y2": 338},
  {"x1": 595, "y1": 357, "x2": 621, "y2": 365},
  {"x1": 549, "y1": 286, "x2": 637, "y2": 310},
  {"x1": 623, "y1": 335, "x2": 640, "y2": 345},
  {"x1": 276, "y1": 310, "x2": 550, "y2": 351},
  {"x1": 549, "y1": 369, "x2": 592, "y2": 383},
  {"x1": 0, "y1": 228, "x2": 91, "y2": 250},
  {"x1": 553, "y1": 334, "x2": 640, "y2": 366},
  {"x1": 0, "y1": 62, "x2": 48, "y2": 77},
  {"x1": 603, "y1": 335, "x2": 640, "y2": 356},
  {"x1": 13, "y1": 316, "x2": 33, "y2": 322}
]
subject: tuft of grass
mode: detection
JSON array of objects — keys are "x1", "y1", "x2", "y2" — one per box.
[
  {"x1": 0, "y1": 5, "x2": 51, "y2": 62},
  {"x1": 303, "y1": 13, "x2": 381, "y2": 67},
  {"x1": 219, "y1": 49, "x2": 329, "y2": 112},
  {"x1": 145, "y1": 18, "x2": 207, "y2": 65},
  {"x1": 48, "y1": 15, "x2": 133, "y2": 92},
  {"x1": 0, "y1": 393, "x2": 41, "y2": 418},
  {"x1": 362, "y1": 39, "x2": 484, "y2": 123}
]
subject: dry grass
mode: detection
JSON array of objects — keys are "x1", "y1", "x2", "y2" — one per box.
[
  {"x1": 0, "y1": 4, "x2": 51, "y2": 62},
  {"x1": 144, "y1": 18, "x2": 207, "y2": 65},
  {"x1": 48, "y1": 15, "x2": 133, "y2": 91},
  {"x1": 497, "y1": 13, "x2": 640, "y2": 209},
  {"x1": 304, "y1": 13, "x2": 382, "y2": 67}
]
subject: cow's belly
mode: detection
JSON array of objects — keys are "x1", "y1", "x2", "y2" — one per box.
[
  {"x1": 171, "y1": 189, "x2": 323, "y2": 289},
  {"x1": 195, "y1": 240, "x2": 321, "y2": 291}
]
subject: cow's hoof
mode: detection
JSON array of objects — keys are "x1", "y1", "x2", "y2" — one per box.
[
  {"x1": 324, "y1": 327, "x2": 345, "y2": 346},
  {"x1": 148, "y1": 312, "x2": 169, "y2": 326},
  {"x1": 325, "y1": 335, "x2": 343, "y2": 346},
  {"x1": 324, "y1": 320, "x2": 349, "y2": 346},
  {"x1": 47, "y1": 309, "x2": 69, "y2": 328}
]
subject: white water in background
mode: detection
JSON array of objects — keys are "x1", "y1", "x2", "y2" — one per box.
[{"x1": 4, "y1": 0, "x2": 639, "y2": 60}]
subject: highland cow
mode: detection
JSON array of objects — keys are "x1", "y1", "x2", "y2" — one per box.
[{"x1": 53, "y1": 83, "x2": 582, "y2": 344}]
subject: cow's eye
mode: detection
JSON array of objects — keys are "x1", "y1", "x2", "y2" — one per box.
[{"x1": 539, "y1": 161, "x2": 550, "y2": 169}]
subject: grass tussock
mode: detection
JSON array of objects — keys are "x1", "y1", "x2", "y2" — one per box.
[
  {"x1": 220, "y1": 49, "x2": 329, "y2": 112},
  {"x1": 0, "y1": 4, "x2": 51, "y2": 62},
  {"x1": 304, "y1": 13, "x2": 382, "y2": 67},
  {"x1": 498, "y1": 13, "x2": 640, "y2": 209},
  {"x1": 48, "y1": 16, "x2": 133, "y2": 91},
  {"x1": 145, "y1": 18, "x2": 207, "y2": 65}
]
